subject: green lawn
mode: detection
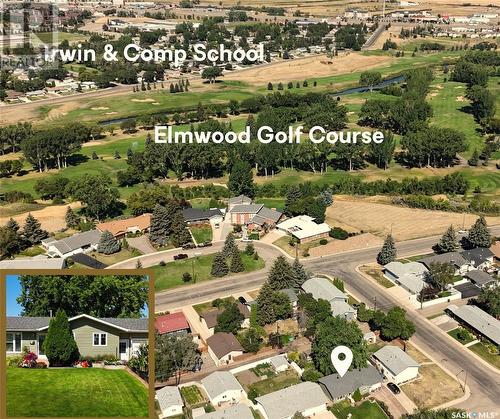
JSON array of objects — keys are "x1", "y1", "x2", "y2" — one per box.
[
  {"x1": 447, "y1": 327, "x2": 474, "y2": 345},
  {"x1": 330, "y1": 400, "x2": 387, "y2": 419},
  {"x1": 469, "y1": 342, "x2": 500, "y2": 369},
  {"x1": 254, "y1": 197, "x2": 286, "y2": 211},
  {"x1": 179, "y1": 385, "x2": 205, "y2": 406},
  {"x1": 153, "y1": 251, "x2": 265, "y2": 291},
  {"x1": 190, "y1": 225, "x2": 213, "y2": 244},
  {"x1": 7, "y1": 367, "x2": 148, "y2": 417},
  {"x1": 31, "y1": 31, "x2": 88, "y2": 46},
  {"x1": 248, "y1": 370, "x2": 300, "y2": 398}
]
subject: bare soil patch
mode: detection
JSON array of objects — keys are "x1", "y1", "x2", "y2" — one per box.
[{"x1": 308, "y1": 233, "x2": 383, "y2": 257}]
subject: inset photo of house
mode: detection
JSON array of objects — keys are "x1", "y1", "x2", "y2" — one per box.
[{"x1": 2, "y1": 272, "x2": 154, "y2": 418}]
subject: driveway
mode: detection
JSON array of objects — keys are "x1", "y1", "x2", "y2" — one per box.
[
  {"x1": 126, "y1": 236, "x2": 156, "y2": 254},
  {"x1": 182, "y1": 306, "x2": 211, "y2": 342},
  {"x1": 373, "y1": 384, "x2": 414, "y2": 418}
]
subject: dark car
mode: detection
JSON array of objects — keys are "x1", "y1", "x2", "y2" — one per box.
[
  {"x1": 173, "y1": 253, "x2": 188, "y2": 260},
  {"x1": 182, "y1": 243, "x2": 196, "y2": 250},
  {"x1": 387, "y1": 382, "x2": 401, "y2": 394},
  {"x1": 197, "y1": 241, "x2": 213, "y2": 248}
]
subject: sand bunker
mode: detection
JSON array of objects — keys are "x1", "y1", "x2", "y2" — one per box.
[
  {"x1": 91, "y1": 106, "x2": 109, "y2": 110},
  {"x1": 106, "y1": 111, "x2": 118, "y2": 115},
  {"x1": 131, "y1": 98, "x2": 155, "y2": 103},
  {"x1": 456, "y1": 96, "x2": 465, "y2": 102}
]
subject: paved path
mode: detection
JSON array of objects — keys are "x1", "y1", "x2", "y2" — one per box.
[{"x1": 126, "y1": 236, "x2": 156, "y2": 254}]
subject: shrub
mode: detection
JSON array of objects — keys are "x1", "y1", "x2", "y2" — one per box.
[
  {"x1": 329, "y1": 227, "x2": 349, "y2": 240},
  {"x1": 43, "y1": 309, "x2": 79, "y2": 367},
  {"x1": 302, "y1": 367, "x2": 323, "y2": 382},
  {"x1": 35, "y1": 362, "x2": 47, "y2": 369},
  {"x1": 319, "y1": 238, "x2": 328, "y2": 245},
  {"x1": 20, "y1": 351, "x2": 38, "y2": 368},
  {"x1": 158, "y1": 260, "x2": 166, "y2": 266},
  {"x1": 182, "y1": 272, "x2": 192, "y2": 282},
  {"x1": 7, "y1": 355, "x2": 23, "y2": 367},
  {"x1": 352, "y1": 388, "x2": 362, "y2": 402}
]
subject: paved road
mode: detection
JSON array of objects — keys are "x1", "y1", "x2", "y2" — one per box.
[{"x1": 155, "y1": 227, "x2": 500, "y2": 412}]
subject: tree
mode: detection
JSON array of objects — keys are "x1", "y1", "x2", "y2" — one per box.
[
  {"x1": 359, "y1": 71, "x2": 382, "y2": 90},
  {"x1": 170, "y1": 211, "x2": 191, "y2": 247},
  {"x1": 65, "y1": 207, "x2": 80, "y2": 229},
  {"x1": 311, "y1": 316, "x2": 369, "y2": 375},
  {"x1": 201, "y1": 66, "x2": 223, "y2": 83},
  {"x1": 435, "y1": 225, "x2": 458, "y2": 254},
  {"x1": 475, "y1": 287, "x2": 499, "y2": 318},
  {"x1": 239, "y1": 328, "x2": 263, "y2": 352},
  {"x1": 369, "y1": 131, "x2": 395, "y2": 169},
  {"x1": 228, "y1": 161, "x2": 255, "y2": 198},
  {"x1": 256, "y1": 282, "x2": 292, "y2": 325},
  {"x1": 182, "y1": 272, "x2": 192, "y2": 283},
  {"x1": 97, "y1": 230, "x2": 121, "y2": 254},
  {"x1": 222, "y1": 233, "x2": 238, "y2": 258},
  {"x1": 245, "y1": 242, "x2": 255, "y2": 255},
  {"x1": 290, "y1": 258, "x2": 308, "y2": 290},
  {"x1": 215, "y1": 302, "x2": 244, "y2": 334},
  {"x1": 149, "y1": 202, "x2": 180, "y2": 246},
  {"x1": 155, "y1": 333, "x2": 199, "y2": 384},
  {"x1": 468, "y1": 149, "x2": 479, "y2": 166},
  {"x1": 466, "y1": 216, "x2": 491, "y2": 248},
  {"x1": 211, "y1": 252, "x2": 229, "y2": 277},
  {"x1": 377, "y1": 234, "x2": 396, "y2": 265},
  {"x1": 427, "y1": 262, "x2": 456, "y2": 291},
  {"x1": 267, "y1": 256, "x2": 293, "y2": 290},
  {"x1": 0, "y1": 225, "x2": 22, "y2": 258},
  {"x1": 380, "y1": 307, "x2": 415, "y2": 340},
  {"x1": 466, "y1": 85, "x2": 496, "y2": 123},
  {"x1": 17, "y1": 275, "x2": 148, "y2": 317},
  {"x1": 22, "y1": 213, "x2": 48, "y2": 245},
  {"x1": 230, "y1": 251, "x2": 244, "y2": 273},
  {"x1": 43, "y1": 309, "x2": 79, "y2": 367}
]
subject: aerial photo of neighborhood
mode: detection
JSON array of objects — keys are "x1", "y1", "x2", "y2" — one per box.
[{"x1": 0, "y1": 0, "x2": 499, "y2": 418}]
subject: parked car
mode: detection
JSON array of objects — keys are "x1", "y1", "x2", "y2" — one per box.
[
  {"x1": 387, "y1": 382, "x2": 401, "y2": 394},
  {"x1": 182, "y1": 243, "x2": 196, "y2": 249},
  {"x1": 197, "y1": 242, "x2": 213, "y2": 248},
  {"x1": 173, "y1": 253, "x2": 188, "y2": 260}
]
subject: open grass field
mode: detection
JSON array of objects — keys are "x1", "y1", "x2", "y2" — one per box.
[
  {"x1": 153, "y1": 251, "x2": 265, "y2": 291},
  {"x1": 447, "y1": 327, "x2": 475, "y2": 345},
  {"x1": 330, "y1": 400, "x2": 388, "y2": 419},
  {"x1": 7, "y1": 367, "x2": 148, "y2": 417},
  {"x1": 469, "y1": 342, "x2": 500, "y2": 369},
  {"x1": 31, "y1": 31, "x2": 88, "y2": 47},
  {"x1": 179, "y1": 385, "x2": 205, "y2": 406}
]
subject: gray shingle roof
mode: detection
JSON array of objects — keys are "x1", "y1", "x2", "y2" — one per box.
[
  {"x1": 182, "y1": 208, "x2": 223, "y2": 222},
  {"x1": 269, "y1": 355, "x2": 289, "y2": 370},
  {"x1": 255, "y1": 381, "x2": 329, "y2": 419},
  {"x1": 302, "y1": 277, "x2": 347, "y2": 303},
  {"x1": 280, "y1": 288, "x2": 298, "y2": 303},
  {"x1": 249, "y1": 207, "x2": 283, "y2": 225},
  {"x1": 447, "y1": 304, "x2": 500, "y2": 345},
  {"x1": 229, "y1": 204, "x2": 264, "y2": 214},
  {"x1": 465, "y1": 270, "x2": 497, "y2": 287},
  {"x1": 460, "y1": 248, "x2": 494, "y2": 267},
  {"x1": 0, "y1": 257, "x2": 65, "y2": 269},
  {"x1": 198, "y1": 404, "x2": 253, "y2": 419},
  {"x1": 49, "y1": 230, "x2": 101, "y2": 255},
  {"x1": 156, "y1": 386, "x2": 183, "y2": 411},
  {"x1": 373, "y1": 346, "x2": 419, "y2": 376},
  {"x1": 318, "y1": 365, "x2": 383, "y2": 400},
  {"x1": 330, "y1": 300, "x2": 357, "y2": 317},
  {"x1": 419, "y1": 252, "x2": 468, "y2": 269},
  {"x1": 7, "y1": 315, "x2": 148, "y2": 332},
  {"x1": 201, "y1": 371, "x2": 243, "y2": 399},
  {"x1": 228, "y1": 195, "x2": 252, "y2": 206}
]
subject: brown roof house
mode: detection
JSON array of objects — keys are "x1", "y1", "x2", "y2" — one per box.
[
  {"x1": 206, "y1": 333, "x2": 243, "y2": 367},
  {"x1": 96, "y1": 214, "x2": 151, "y2": 239},
  {"x1": 200, "y1": 304, "x2": 250, "y2": 334}
]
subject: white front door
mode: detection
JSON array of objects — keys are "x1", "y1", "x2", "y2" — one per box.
[{"x1": 119, "y1": 339, "x2": 129, "y2": 361}]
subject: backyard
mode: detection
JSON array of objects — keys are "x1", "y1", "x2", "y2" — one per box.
[
  {"x1": 179, "y1": 385, "x2": 205, "y2": 407},
  {"x1": 247, "y1": 370, "x2": 301, "y2": 400},
  {"x1": 153, "y1": 252, "x2": 265, "y2": 291},
  {"x1": 330, "y1": 400, "x2": 387, "y2": 419},
  {"x1": 7, "y1": 368, "x2": 149, "y2": 417}
]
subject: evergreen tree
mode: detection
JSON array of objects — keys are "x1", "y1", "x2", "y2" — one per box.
[
  {"x1": 97, "y1": 230, "x2": 121, "y2": 254},
  {"x1": 284, "y1": 185, "x2": 302, "y2": 216},
  {"x1": 23, "y1": 213, "x2": 48, "y2": 245},
  {"x1": 92, "y1": 151, "x2": 98, "y2": 160},
  {"x1": 215, "y1": 302, "x2": 244, "y2": 334},
  {"x1": 256, "y1": 282, "x2": 292, "y2": 325},
  {"x1": 211, "y1": 252, "x2": 229, "y2": 277},
  {"x1": 467, "y1": 216, "x2": 491, "y2": 248},
  {"x1": 468, "y1": 149, "x2": 479, "y2": 166},
  {"x1": 230, "y1": 250, "x2": 244, "y2": 273},
  {"x1": 267, "y1": 256, "x2": 293, "y2": 290},
  {"x1": 65, "y1": 207, "x2": 80, "y2": 229},
  {"x1": 245, "y1": 241, "x2": 255, "y2": 255},
  {"x1": 290, "y1": 258, "x2": 308, "y2": 290},
  {"x1": 149, "y1": 203, "x2": 177, "y2": 245},
  {"x1": 377, "y1": 234, "x2": 396, "y2": 265},
  {"x1": 222, "y1": 233, "x2": 238, "y2": 258},
  {"x1": 170, "y1": 211, "x2": 191, "y2": 247},
  {"x1": 435, "y1": 225, "x2": 458, "y2": 254},
  {"x1": 136, "y1": 259, "x2": 143, "y2": 269},
  {"x1": 267, "y1": 82, "x2": 273, "y2": 90},
  {"x1": 43, "y1": 309, "x2": 79, "y2": 367},
  {"x1": 6, "y1": 218, "x2": 19, "y2": 232}
]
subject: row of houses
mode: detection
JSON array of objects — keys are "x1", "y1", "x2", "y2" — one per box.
[{"x1": 157, "y1": 343, "x2": 420, "y2": 419}]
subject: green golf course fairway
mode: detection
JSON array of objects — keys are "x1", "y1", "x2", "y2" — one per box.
[{"x1": 7, "y1": 368, "x2": 149, "y2": 417}]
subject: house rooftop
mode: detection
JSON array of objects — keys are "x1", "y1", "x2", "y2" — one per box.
[
  {"x1": 318, "y1": 365, "x2": 383, "y2": 400},
  {"x1": 249, "y1": 206, "x2": 283, "y2": 225},
  {"x1": 277, "y1": 215, "x2": 330, "y2": 240},
  {"x1": 198, "y1": 404, "x2": 253, "y2": 419},
  {"x1": 447, "y1": 304, "x2": 500, "y2": 346},
  {"x1": 182, "y1": 208, "x2": 223, "y2": 222},
  {"x1": 229, "y1": 204, "x2": 264, "y2": 214},
  {"x1": 464, "y1": 270, "x2": 497, "y2": 288},
  {"x1": 200, "y1": 309, "x2": 223, "y2": 329},
  {"x1": 330, "y1": 300, "x2": 357, "y2": 318},
  {"x1": 373, "y1": 346, "x2": 419, "y2": 376},
  {"x1": 96, "y1": 214, "x2": 151, "y2": 237},
  {"x1": 269, "y1": 355, "x2": 289, "y2": 370},
  {"x1": 302, "y1": 277, "x2": 347, "y2": 303},
  {"x1": 384, "y1": 261, "x2": 428, "y2": 294},
  {"x1": 43, "y1": 229, "x2": 101, "y2": 256},
  {"x1": 280, "y1": 288, "x2": 298, "y2": 303},
  {"x1": 419, "y1": 252, "x2": 468, "y2": 269},
  {"x1": 201, "y1": 371, "x2": 243, "y2": 399},
  {"x1": 460, "y1": 247, "x2": 494, "y2": 267},
  {"x1": 156, "y1": 386, "x2": 183, "y2": 411},
  {"x1": 255, "y1": 381, "x2": 329, "y2": 419},
  {"x1": 0, "y1": 256, "x2": 65, "y2": 269},
  {"x1": 206, "y1": 333, "x2": 244, "y2": 359},
  {"x1": 155, "y1": 312, "x2": 190, "y2": 334},
  {"x1": 228, "y1": 195, "x2": 252, "y2": 206}
]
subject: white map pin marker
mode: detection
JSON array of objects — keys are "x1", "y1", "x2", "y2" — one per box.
[{"x1": 331, "y1": 346, "x2": 353, "y2": 377}]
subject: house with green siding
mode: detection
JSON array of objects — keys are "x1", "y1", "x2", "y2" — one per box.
[{"x1": 7, "y1": 314, "x2": 148, "y2": 362}]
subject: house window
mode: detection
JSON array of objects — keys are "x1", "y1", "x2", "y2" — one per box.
[
  {"x1": 38, "y1": 334, "x2": 46, "y2": 355},
  {"x1": 7, "y1": 333, "x2": 22, "y2": 352},
  {"x1": 93, "y1": 333, "x2": 107, "y2": 346}
]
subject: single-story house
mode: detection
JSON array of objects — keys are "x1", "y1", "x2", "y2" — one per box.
[
  {"x1": 255, "y1": 381, "x2": 329, "y2": 419},
  {"x1": 182, "y1": 208, "x2": 224, "y2": 225},
  {"x1": 491, "y1": 241, "x2": 500, "y2": 262},
  {"x1": 446, "y1": 304, "x2": 500, "y2": 347},
  {"x1": 318, "y1": 365, "x2": 383, "y2": 402},
  {"x1": 96, "y1": 213, "x2": 151, "y2": 238},
  {"x1": 42, "y1": 230, "x2": 101, "y2": 259},
  {"x1": 6, "y1": 314, "x2": 148, "y2": 362},
  {"x1": 201, "y1": 371, "x2": 246, "y2": 406},
  {"x1": 280, "y1": 288, "x2": 299, "y2": 311},
  {"x1": 156, "y1": 312, "x2": 190, "y2": 335},
  {"x1": 228, "y1": 195, "x2": 252, "y2": 211},
  {"x1": 206, "y1": 333, "x2": 244, "y2": 367},
  {"x1": 372, "y1": 346, "x2": 420, "y2": 384},
  {"x1": 330, "y1": 300, "x2": 357, "y2": 320},
  {"x1": 277, "y1": 215, "x2": 330, "y2": 243},
  {"x1": 460, "y1": 248, "x2": 495, "y2": 270},
  {"x1": 198, "y1": 404, "x2": 253, "y2": 419},
  {"x1": 269, "y1": 355, "x2": 289, "y2": 373},
  {"x1": 384, "y1": 261, "x2": 429, "y2": 296},
  {"x1": 201, "y1": 304, "x2": 250, "y2": 334},
  {"x1": 0, "y1": 256, "x2": 66, "y2": 270},
  {"x1": 464, "y1": 270, "x2": 497, "y2": 289},
  {"x1": 246, "y1": 206, "x2": 283, "y2": 231},
  {"x1": 156, "y1": 386, "x2": 184, "y2": 418},
  {"x1": 419, "y1": 252, "x2": 470, "y2": 275}
]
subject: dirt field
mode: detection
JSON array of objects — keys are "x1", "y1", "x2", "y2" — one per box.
[
  {"x1": 224, "y1": 52, "x2": 394, "y2": 84},
  {"x1": 0, "y1": 202, "x2": 81, "y2": 233},
  {"x1": 308, "y1": 233, "x2": 383, "y2": 257},
  {"x1": 326, "y1": 196, "x2": 500, "y2": 241}
]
